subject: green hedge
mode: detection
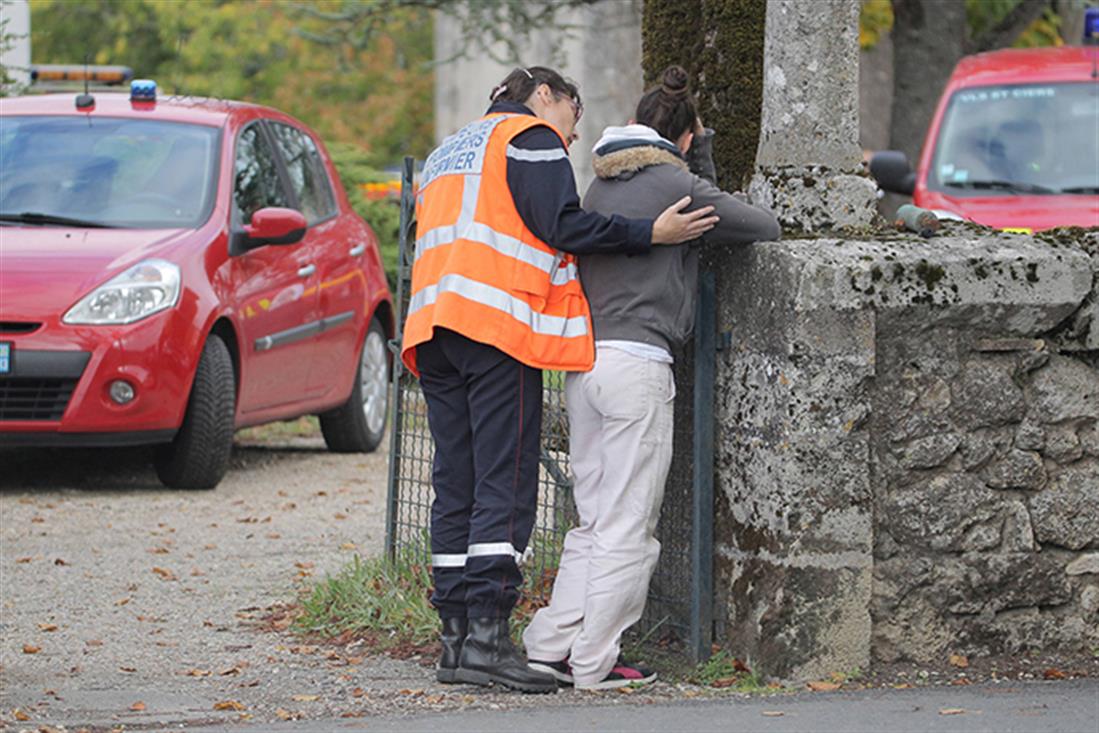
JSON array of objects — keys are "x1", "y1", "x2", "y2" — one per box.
[{"x1": 328, "y1": 142, "x2": 401, "y2": 290}]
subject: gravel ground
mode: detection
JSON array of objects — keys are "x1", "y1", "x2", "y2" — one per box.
[{"x1": 0, "y1": 430, "x2": 730, "y2": 732}]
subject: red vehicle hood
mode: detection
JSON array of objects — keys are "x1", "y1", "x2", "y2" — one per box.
[
  {"x1": 917, "y1": 191, "x2": 1099, "y2": 232},
  {"x1": 0, "y1": 226, "x2": 195, "y2": 321}
]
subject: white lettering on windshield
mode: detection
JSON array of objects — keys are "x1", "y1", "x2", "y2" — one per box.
[{"x1": 957, "y1": 87, "x2": 1057, "y2": 104}]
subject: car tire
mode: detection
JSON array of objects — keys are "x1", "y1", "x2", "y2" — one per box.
[
  {"x1": 154, "y1": 334, "x2": 235, "y2": 489},
  {"x1": 319, "y1": 316, "x2": 388, "y2": 453}
]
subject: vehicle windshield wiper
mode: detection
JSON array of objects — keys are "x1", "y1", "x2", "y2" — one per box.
[
  {"x1": 0, "y1": 211, "x2": 113, "y2": 228},
  {"x1": 1059, "y1": 185, "x2": 1099, "y2": 194},
  {"x1": 944, "y1": 179, "x2": 1056, "y2": 195}
]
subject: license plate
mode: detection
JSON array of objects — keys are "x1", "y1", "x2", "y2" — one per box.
[{"x1": 0, "y1": 342, "x2": 9, "y2": 375}]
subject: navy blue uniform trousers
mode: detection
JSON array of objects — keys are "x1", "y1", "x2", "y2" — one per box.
[{"x1": 417, "y1": 328, "x2": 542, "y2": 620}]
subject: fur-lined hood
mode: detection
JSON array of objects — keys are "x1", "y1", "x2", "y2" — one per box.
[{"x1": 591, "y1": 124, "x2": 688, "y2": 180}]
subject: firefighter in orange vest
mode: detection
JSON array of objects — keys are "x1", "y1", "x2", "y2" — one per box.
[{"x1": 401, "y1": 66, "x2": 718, "y2": 693}]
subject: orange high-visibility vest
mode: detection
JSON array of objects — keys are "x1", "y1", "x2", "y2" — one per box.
[{"x1": 400, "y1": 114, "x2": 594, "y2": 377}]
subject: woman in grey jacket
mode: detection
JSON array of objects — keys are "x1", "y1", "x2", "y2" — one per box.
[{"x1": 523, "y1": 66, "x2": 780, "y2": 690}]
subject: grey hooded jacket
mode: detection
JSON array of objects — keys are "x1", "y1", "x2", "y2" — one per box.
[{"x1": 580, "y1": 127, "x2": 781, "y2": 354}]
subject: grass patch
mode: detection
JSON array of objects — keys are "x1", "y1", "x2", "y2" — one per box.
[
  {"x1": 295, "y1": 538, "x2": 562, "y2": 652},
  {"x1": 690, "y1": 649, "x2": 770, "y2": 692},
  {"x1": 296, "y1": 549, "x2": 437, "y2": 650}
]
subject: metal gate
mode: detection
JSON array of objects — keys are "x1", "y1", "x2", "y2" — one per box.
[{"x1": 384, "y1": 157, "x2": 714, "y2": 661}]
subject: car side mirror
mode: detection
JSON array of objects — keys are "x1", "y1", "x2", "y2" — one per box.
[
  {"x1": 869, "y1": 151, "x2": 916, "y2": 196},
  {"x1": 230, "y1": 207, "x2": 307, "y2": 256}
]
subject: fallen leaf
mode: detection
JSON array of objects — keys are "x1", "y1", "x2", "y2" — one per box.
[
  {"x1": 291, "y1": 694, "x2": 319, "y2": 702},
  {"x1": 762, "y1": 711, "x2": 785, "y2": 717},
  {"x1": 203, "y1": 543, "x2": 217, "y2": 550},
  {"x1": 213, "y1": 700, "x2": 245, "y2": 711},
  {"x1": 295, "y1": 562, "x2": 315, "y2": 570},
  {"x1": 939, "y1": 708, "x2": 966, "y2": 716},
  {"x1": 130, "y1": 701, "x2": 146, "y2": 711},
  {"x1": 711, "y1": 677, "x2": 738, "y2": 688},
  {"x1": 948, "y1": 654, "x2": 969, "y2": 668},
  {"x1": 119, "y1": 666, "x2": 136, "y2": 673},
  {"x1": 732, "y1": 658, "x2": 751, "y2": 673},
  {"x1": 185, "y1": 669, "x2": 211, "y2": 677},
  {"x1": 807, "y1": 680, "x2": 841, "y2": 692},
  {"x1": 352, "y1": 687, "x2": 366, "y2": 698},
  {"x1": 275, "y1": 709, "x2": 299, "y2": 720},
  {"x1": 23, "y1": 644, "x2": 41, "y2": 654},
  {"x1": 346, "y1": 655, "x2": 364, "y2": 665},
  {"x1": 267, "y1": 533, "x2": 282, "y2": 539},
  {"x1": 151, "y1": 567, "x2": 177, "y2": 581},
  {"x1": 86, "y1": 639, "x2": 104, "y2": 647},
  {"x1": 16, "y1": 557, "x2": 33, "y2": 563},
  {"x1": 54, "y1": 558, "x2": 69, "y2": 566},
  {"x1": 32, "y1": 516, "x2": 45, "y2": 523},
  {"x1": 334, "y1": 513, "x2": 348, "y2": 520},
  {"x1": 951, "y1": 677, "x2": 972, "y2": 686},
  {"x1": 1043, "y1": 668, "x2": 1067, "y2": 680},
  {"x1": 340, "y1": 542, "x2": 357, "y2": 551},
  {"x1": 190, "y1": 568, "x2": 205, "y2": 577},
  {"x1": 148, "y1": 547, "x2": 170, "y2": 555},
  {"x1": 892, "y1": 682, "x2": 912, "y2": 689},
  {"x1": 115, "y1": 598, "x2": 131, "y2": 606},
  {"x1": 37, "y1": 623, "x2": 58, "y2": 632},
  {"x1": 219, "y1": 667, "x2": 241, "y2": 676},
  {"x1": 13, "y1": 708, "x2": 30, "y2": 721}
]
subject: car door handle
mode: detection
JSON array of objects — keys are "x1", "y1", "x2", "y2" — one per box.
[
  {"x1": 297, "y1": 264, "x2": 316, "y2": 278},
  {"x1": 349, "y1": 244, "x2": 366, "y2": 257}
]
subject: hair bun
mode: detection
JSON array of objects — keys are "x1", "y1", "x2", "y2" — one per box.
[{"x1": 661, "y1": 65, "x2": 690, "y2": 96}]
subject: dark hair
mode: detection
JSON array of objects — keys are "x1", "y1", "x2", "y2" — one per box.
[
  {"x1": 635, "y1": 65, "x2": 697, "y2": 143},
  {"x1": 489, "y1": 66, "x2": 581, "y2": 110}
]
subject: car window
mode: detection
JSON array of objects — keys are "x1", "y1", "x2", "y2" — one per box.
[
  {"x1": 929, "y1": 82, "x2": 1098, "y2": 195},
  {"x1": 233, "y1": 124, "x2": 291, "y2": 225},
  {"x1": 268, "y1": 122, "x2": 337, "y2": 225},
  {"x1": 0, "y1": 116, "x2": 219, "y2": 228}
]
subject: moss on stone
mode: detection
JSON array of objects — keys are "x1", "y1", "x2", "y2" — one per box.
[
  {"x1": 642, "y1": 0, "x2": 765, "y2": 191},
  {"x1": 915, "y1": 260, "x2": 946, "y2": 290}
]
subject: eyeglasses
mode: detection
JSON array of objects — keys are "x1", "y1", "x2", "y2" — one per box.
[{"x1": 555, "y1": 93, "x2": 582, "y2": 124}]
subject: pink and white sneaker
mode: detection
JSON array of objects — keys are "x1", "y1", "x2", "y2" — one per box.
[
  {"x1": 575, "y1": 657, "x2": 657, "y2": 690},
  {"x1": 528, "y1": 658, "x2": 574, "y2": 685}
]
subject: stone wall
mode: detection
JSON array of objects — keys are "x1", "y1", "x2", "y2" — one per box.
[{"x1": 709, "y1": 229, "x2": 1098, "y2": 681}]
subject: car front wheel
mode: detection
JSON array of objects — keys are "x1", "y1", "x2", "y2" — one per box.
[
  {"x1": 319, "y1": 316, "x2": 388, "y2": 453},
  {"x1": 154, "y1": 333, "x2": 235, "y2": 489}
]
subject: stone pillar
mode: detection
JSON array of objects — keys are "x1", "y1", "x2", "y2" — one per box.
[{"x1": 748, "y1": 0, "x2": 877, "y2": 232}]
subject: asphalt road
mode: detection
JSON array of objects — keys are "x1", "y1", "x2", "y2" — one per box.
[{"x1": 186, "y1": 679, "x2": 1099, "y2": 733}]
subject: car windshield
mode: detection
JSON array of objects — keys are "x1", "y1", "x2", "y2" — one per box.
[
  {"x1": 928, "y1": 82, "x2": 1098, "y2": 196},
  {"x1": 0, "y1": 116, "x2": 221, "y2": 228}
]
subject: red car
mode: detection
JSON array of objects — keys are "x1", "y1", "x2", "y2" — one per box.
[
  {"x1": 0, "y1": 83, "x2": 394, "y2": 488},
  {"x1": 871, "y1": 44, "x2": 1099, "y2": 232}
]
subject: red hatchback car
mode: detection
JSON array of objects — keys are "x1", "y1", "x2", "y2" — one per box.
[{"x1": 0, "y1": 85, "x2": 394, "y2": 488}]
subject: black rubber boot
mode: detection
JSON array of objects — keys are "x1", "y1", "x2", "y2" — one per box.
[
  {"x1": 436, "y1": 617, "x2": 467, "y2": 683},
  {"x1": 454, "y1": 617, "x2": 557, "y2": 693}
]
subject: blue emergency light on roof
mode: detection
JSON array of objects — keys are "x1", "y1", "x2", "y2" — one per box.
[
  {"x1": 1085, "y1": 7, "x2": 1099, "y2": 46},
  {"x1": 131, "y1": 79, "x2": 157, "y2": 103}
]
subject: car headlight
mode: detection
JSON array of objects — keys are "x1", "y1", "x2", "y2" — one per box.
[{"x1": 63, "y1": 259, "x2": 181, "y2": 325}]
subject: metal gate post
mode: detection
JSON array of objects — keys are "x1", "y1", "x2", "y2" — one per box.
[
  {"x1": 383, "y1": 156, "x2": 416, "y2": 561},
  {"x1": 690, "y1": 269, "x2": 716, "y2": 663}
]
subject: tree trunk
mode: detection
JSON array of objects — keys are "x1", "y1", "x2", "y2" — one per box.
[
  {"x1": 642, "y1": 0, "x2": 766, "y2": 190},
  {"x1": 888, "y1": 0, "x2": 967, "y2": 163}
]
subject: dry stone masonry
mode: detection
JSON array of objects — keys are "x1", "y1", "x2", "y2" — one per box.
[{"x1": 708, "y1": 228, "x2": 1098, "y2": 681}]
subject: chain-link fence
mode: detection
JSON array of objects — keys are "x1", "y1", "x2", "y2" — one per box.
[{"x1": 384, "y1": 158, "x2": 711, "y2": 660}]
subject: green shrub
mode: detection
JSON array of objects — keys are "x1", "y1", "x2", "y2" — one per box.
[{"x1": 327, "y1": 142, "x2": 402, "y2": 290}]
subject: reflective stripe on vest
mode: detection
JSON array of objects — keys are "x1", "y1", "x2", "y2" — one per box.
[{"x1": 400, "y1": 114, "x2": 594, "y2": 376}]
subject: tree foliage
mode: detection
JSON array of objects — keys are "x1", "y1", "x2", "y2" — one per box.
[
  {"x1": 29, "y1": 0, "x2": 434, "y2": 168},
  {"x1": 861, "y1": 0, "x2": 1073, "y2": 51}
]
